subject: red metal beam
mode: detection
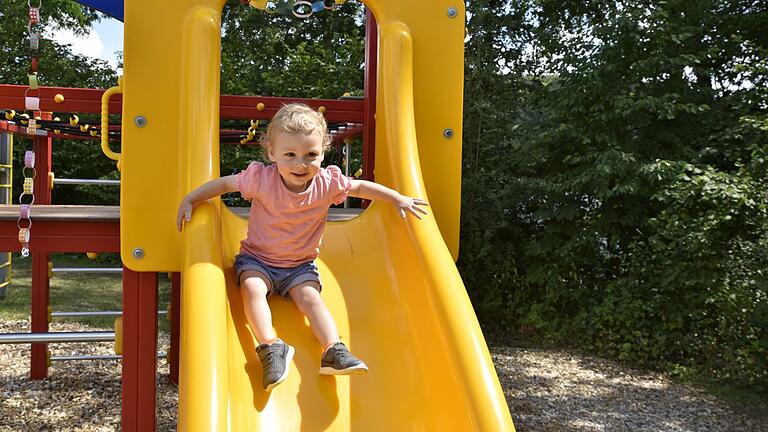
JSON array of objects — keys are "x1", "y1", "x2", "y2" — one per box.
[
  {"x1": 0, "y1": 221, "x2": 119, "y2": 252},
  {"x1": 121, "y1": 269, "x2": 158, "y2": 432},
  {"x1": 0, "y1": 85, "x2": 365, "y2": 121},
  {"x1": 0, "y1": 85, "x2": 122, "y2": 114},
  {"x1": 220, "y1": 95, "x2": 364, "y2": 122}
]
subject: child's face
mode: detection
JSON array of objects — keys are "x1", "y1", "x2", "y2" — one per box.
[{"x1": 267, "y1": 131, "x2": 325, "y2": 193}]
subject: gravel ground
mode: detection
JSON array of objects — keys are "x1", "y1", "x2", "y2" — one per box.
[
  {"x1": 493, "y1": 346, "x2": 767, "y2": 432},
  {"x1": 0, "y1": 320, "x2": 177, "y2": 431},
  {"x1": 1, "y1": 319, "x2": 765, "y2": 431}
]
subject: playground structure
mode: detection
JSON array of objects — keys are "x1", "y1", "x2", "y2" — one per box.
[{"x1": 0, "y1": 0, "x2": 516, "y2": 431}]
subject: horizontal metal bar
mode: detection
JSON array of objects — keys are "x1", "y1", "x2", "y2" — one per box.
[
  {"x1": 52, "y1": 311, "x2": 122, "y2": 318},
  {"x1": 51, "y1": 267, "x2": 122, "y2": 274},
  {"x1": 51, "y1": 310, "x2": 168, "y2": 318},
  {"x1": 53, "y1": 178, "x2": 120, "y2": 186},
  {"x1": 0, "y1": 331, "x2": 114, "y2": 344},
  {"x1": 50, "y1": 352, "x2": 167, "y2": 362},
  {"x1": 52, "y1": 354, "x2": 121, "y2": 361}
]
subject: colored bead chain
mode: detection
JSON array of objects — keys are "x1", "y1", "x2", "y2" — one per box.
[{"x1": 18, "y1": 151, "x2": 36, "y2": 257}]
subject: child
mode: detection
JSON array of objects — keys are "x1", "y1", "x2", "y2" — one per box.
[{"x1": 176, "y1": 103, "x2": 428, "y2": 391}]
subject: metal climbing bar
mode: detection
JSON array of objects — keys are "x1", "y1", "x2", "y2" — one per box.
[
  {"x1": 53, "y1": 178, "x2": 120, "y2": 186},
  {"x1": 0, "y1": 331, "x2": 114, "y2": 344},
  {"x1": 50, "y1": 352, "x2": 167, "y2": 362},
  {"x1": 51, "y1": 267, "x2": 122, "y2": 274},
  {"x1": 51, "y1": 310, "x2": 167, "y2": 318}
]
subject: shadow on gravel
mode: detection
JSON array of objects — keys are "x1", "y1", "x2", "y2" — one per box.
[{"x1": 490, "y1": 346, "x2": 767, "y2": 432}]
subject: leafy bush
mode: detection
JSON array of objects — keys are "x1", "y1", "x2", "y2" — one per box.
[{"x1": 458, "y1": 0, "x2": 768, "y2": 393}]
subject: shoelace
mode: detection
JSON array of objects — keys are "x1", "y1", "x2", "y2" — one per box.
[
  {"x1": 261, "y1": 347, "x2": 281, "y2": 369},
  {"x1": 334, "y1": 349, "x2": 355, "y2": 365}
]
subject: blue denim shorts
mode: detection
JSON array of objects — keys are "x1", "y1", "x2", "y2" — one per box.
[{"x1": 234, "y1": 253, "x2": 322, "y2": 299}]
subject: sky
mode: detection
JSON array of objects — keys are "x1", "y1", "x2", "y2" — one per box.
[{"x1": 50, "y1": 16, "x2": 124, "y2": 73}]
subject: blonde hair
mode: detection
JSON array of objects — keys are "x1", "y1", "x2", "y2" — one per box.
[{"x1": 262, "y1": 103, "x2": 331, "y2": 151}]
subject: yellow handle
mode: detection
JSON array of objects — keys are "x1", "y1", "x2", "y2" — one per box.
[
  {"x1": 100, "y1": 77, "x2": 123, "y2": 163},
  {"x1": 114, "y1": 316, "x2": 123, "y2": 355}
]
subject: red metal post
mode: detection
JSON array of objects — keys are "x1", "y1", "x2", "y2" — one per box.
[
  {"x1": 169, "y1": 272, "x2": 181, "y2": 386},
  {"x1": 29, "y1": 252, "x2": 49, "y2": 379},
  {"x1": 122, "y1": 268, "x2": 158, "y2": 432},
  {"x1": 30, "y1": 112, "x2": 52, "y2": 380},
  {"x1": 33, "y1": 112, "x2": 52, "y2": 204}
]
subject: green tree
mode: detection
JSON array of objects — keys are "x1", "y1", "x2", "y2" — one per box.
[
  {"x1": 0, "y1": 2, "x2": 119, "y2": 205},
  {"x1": 0, "y1": 1, "x2": 115, "y2": 87},
  {"x1": 218, "y1": 0, "x2": 366, "y2": 193},
  {"x1": 458, "y1": 0, "x2": 767, "y2": 391}
]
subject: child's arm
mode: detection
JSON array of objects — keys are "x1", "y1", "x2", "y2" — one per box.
[
  {"x1": 176, "y1": 175, "x2": 239, "y2": 231},
  {"x1": 348, "y1": 179, "x2": 429, "y2": 219}
]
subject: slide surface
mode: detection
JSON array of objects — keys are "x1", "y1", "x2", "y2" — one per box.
[
  {"x1": 178, "y1": 203, "x2": 514, "y2": 431},
  {"x1": 175, "y1": 19, "x2": 513, "y2": 432}
]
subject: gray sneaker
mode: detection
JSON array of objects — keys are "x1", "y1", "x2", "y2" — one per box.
[
  {"x1": 319, "y1": 342, "x2": 369, "y2": 375},
  {"x1": 255, "y1": 339, "x2": 294, "y2": 391}
]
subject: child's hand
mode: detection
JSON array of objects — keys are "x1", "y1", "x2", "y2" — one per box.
[
  {"x1": 176, "y1": 199, "x2": 193, "y2": 232},
  {"x1": 395, "y1": 195, "x2": 429, "y2": 220}
]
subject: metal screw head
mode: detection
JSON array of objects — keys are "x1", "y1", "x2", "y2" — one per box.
[
  {"x1": 447, "y1": 7, "x2": 458, "y2": 18},
  {"x1": 443, "y1": 128, "x2": 454, "y2": 138},
  {"x1": 134, "y1": 116, "x2": 147, "y2": 128},
  {"x1": 132, "y1": 248, "x2": 145, "y2": 259}
]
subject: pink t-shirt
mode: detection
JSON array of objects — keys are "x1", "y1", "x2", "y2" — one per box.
[{"x1": 236, "y1": 162, "x2": 352, "y2": 268}]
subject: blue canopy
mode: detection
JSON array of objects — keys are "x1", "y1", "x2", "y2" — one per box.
[{"x1": 75, "y1": 0, "x2": 123, "y2": 22}]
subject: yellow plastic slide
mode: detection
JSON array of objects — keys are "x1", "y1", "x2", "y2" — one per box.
[
  {"x1": 179, "y1": 203, "x2": 513, "y2": 431},
  {"x1": 175, "y1": 21, "x2": 515, "y2": 432}
]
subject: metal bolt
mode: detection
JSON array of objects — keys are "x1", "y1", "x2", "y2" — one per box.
[
  {"x1": 447, "y1": 7, "x2": 458, "y2": 18},
  {"x1": 443, "y1": 128, "x2": 454, "y2": 138},
  {"x1": 132, "y1": 248, "x2": 145, "y2": 259},
  {"x1": 134, "y1": 116, "x2": 147, "y2": 128}
]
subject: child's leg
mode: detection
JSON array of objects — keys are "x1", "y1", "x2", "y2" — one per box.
[
  {"x1": 240, "y1": 271, "x2": 277, "y2": 344},
  {"x1": 288, "y1": 283, "x2": 339, "y2": 350},
  {"x1": 288, "y1": 283, "x2": 368, "y2": 375}
]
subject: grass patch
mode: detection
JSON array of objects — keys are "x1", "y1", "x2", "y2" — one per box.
[{"x1": 0, "y1": 253, "x2": 172, "y2": 332}]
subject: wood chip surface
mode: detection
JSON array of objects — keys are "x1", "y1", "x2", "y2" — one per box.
[{"x1": 1, "y1": 319, "x2": 765, "y2": 431}]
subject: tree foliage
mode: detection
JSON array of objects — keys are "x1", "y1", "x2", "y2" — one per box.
[
  {"x1": 218, "y1": 1, "x2": 366, "y2": 201},
  {"x1": 459, "y1": 0, "x2": 767, "y2": 391},
  {"x1": 1, "y1": 1, "x2": 119, "y2": 204}
]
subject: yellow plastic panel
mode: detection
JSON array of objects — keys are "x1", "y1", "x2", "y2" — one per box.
[
  {"x1": 177, "y1": 15, "x2": 513, "y2": 431},
  {"x1": 120, "y1": 0, "x2": 464, "y2": 271},
  {"x1": 369, "y1": 1, "x2": 466, "y2": 258},
  {"x1": 120, "y1": 1, "x2": 224, "y2": 271}
]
